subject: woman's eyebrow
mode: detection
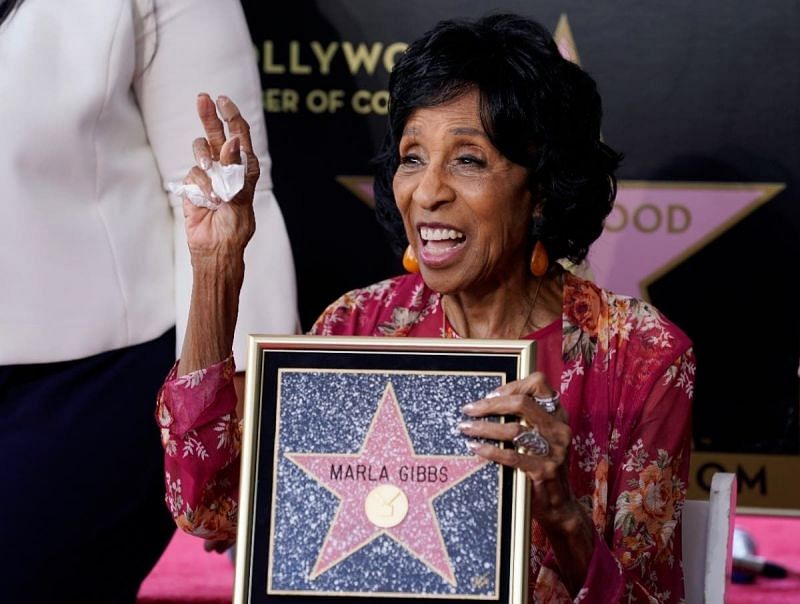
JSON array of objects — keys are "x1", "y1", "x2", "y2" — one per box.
[
  {"x1": 401, "y1": 126, "x2": 487, "y2": 138},
  {"x1": 450, "y1": 126, "x2": 488, "y2": 138}
]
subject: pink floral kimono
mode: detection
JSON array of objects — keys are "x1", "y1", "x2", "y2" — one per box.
[{"x1": 157, "y1": 272, "x2": 694, "y2": 603}]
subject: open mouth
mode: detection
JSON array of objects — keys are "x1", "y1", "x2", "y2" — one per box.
[
  {"x1": 418, "y1": 225, "x2": 467, "y2": 267},
  {"x1": 420, "y1": 226, "x2": 466, "y2": 250}
]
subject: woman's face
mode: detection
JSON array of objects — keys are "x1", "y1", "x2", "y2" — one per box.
[{"x1": 393, "y1": 89, "x2": 532, "y2": 295}]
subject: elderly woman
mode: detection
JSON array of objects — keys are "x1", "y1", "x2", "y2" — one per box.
[{"x1": 158, "y1": 14, "x2": 694, "y2": 603}]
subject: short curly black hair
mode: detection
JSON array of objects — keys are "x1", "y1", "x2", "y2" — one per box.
[{"x1": 373, "y1": 13, "x2": 622, "y2": 264}]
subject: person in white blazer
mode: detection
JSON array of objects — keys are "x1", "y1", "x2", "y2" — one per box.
[{"x1": 0, "y1": 0, "x2": 297, "y2": 601}]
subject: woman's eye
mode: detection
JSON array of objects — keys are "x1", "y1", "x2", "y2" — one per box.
[
  {"x1": 400, "y1": 154, "x2": 421, "y2": 166},
  {"x1": 457, "y1": 155, "x2": 486, "y2": 167}
]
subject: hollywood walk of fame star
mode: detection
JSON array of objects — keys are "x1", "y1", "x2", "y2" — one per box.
[{"x1": 285, "y1": 381, "x2": 489, "y2": 586}]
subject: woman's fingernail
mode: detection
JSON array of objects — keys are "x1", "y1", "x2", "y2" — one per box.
[
  {"x1": 465, "y1": 440, "x2": 482, "y2": 452},
  {"x1": 461, "y1": 402, "x2": 477, "y2": 413},
  {"x1": 486, "y1": 389, "x2": 501, "y2": 399},
  {"x1": 200, "y1": 158, "x2": 211, "y2": 170},
  {"x1": 457, "y1": 421, "x2": 473, "y2": 433},
  {"x1": 217, "y1": 96, "x2": 237, "y2": 120}
]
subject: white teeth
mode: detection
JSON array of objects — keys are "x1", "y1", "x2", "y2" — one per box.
[{"x1": 420, "y1": 227, "x2": 465, "y2": 241}]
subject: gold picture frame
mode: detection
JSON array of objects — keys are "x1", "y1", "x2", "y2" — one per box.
[{"x1": 234, "y1": 335, "x2": 534, "y2": 602}]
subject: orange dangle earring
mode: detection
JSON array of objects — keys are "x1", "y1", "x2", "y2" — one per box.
[
  {"x1": 403, "y1": 245, "x2": 420, "y2": 273},
  {"x1": 529, "y1": 240, "x2": 549, "y2": 277}
]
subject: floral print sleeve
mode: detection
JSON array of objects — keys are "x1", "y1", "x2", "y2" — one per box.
[
  {"x1": 156, "y1": 356, "x2": 241, "y2": 540},
  {"x1": 543, "y1": 274, "x2": 695, "y2": 603},
  {"x1": 573, "y1": 349, "x2": 695, "y2": 603}
]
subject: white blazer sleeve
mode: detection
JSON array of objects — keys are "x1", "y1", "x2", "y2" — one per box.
[{"x1": 132, "y1": 0, "x2": 300, "y2": 368}]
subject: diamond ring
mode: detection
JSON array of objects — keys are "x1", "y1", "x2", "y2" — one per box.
[
  {"x1": 533, "y1": 392, "x2": 560, "y2": 414},
  {"x1": 512, "y1": 426, "x2": 550, "y2": 456}
]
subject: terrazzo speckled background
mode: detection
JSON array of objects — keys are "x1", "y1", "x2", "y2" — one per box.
[{"x1": 268, "y1": 370, "x2": 504, "y2": 597}]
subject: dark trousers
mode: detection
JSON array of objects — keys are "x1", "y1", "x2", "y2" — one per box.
[{"x1": 0, "y1": 329, "x2": 177, "y2": 604}]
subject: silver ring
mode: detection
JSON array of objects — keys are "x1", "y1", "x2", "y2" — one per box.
[
  {"x1": 512, "y1": 426, "x2": 550, "y2": 456},
  {"x1": 533, "y1": 392, "x2": 560, "y2": 414}
]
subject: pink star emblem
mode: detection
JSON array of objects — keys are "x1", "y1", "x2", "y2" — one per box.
[
  {"x1": 589, "y1": 182, "x2": 782, "y2": 297},
  {"x1": 285, "y1": 382, "x2": 489, "y2": 585}
]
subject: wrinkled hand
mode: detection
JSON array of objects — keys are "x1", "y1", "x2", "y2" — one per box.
[
  {"x1": 182, "y1": 93, "x2": 259, "y2": 260},
  {"x1": 459, "y1": 372, "x2": 578, "y2": 527}
]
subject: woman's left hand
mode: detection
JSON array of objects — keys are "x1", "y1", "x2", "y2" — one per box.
[{"x1": 459, "y1": 372, "x2": 580, "y2": 528}]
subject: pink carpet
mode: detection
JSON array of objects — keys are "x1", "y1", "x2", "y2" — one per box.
[
  {"x1": 137, "y1": 531, "x2": 233, "y2": 603},
  {"x1": 727, "y1": 514, "x2": 800, "y2": 604},
  {"x1": 137, "y1": 514, "x2": 800, "y2": 603}
]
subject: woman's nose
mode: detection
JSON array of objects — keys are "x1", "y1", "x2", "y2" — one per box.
[{"x1": 411, "y1": 163, "x2": 455, "y2": 210}]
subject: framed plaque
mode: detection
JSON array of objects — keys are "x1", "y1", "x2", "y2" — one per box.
[{"x1": 234, "y1": 336, "x2": 534, "y2": 603}]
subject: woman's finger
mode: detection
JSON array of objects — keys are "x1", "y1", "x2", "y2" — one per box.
[
  {"x1": 192, "y1": 137, "x2": 213, "y2": 170},
  {"x1": 493, "y1": 372, "x2": 554, "y2": 399},
  {"x1": 184, "y1": 165, "x2": 219, "y2": 205},
  {"x1": 462, "y1": 418, "x2": 571, "y2": 462},
  {"x1": 219, "y1": 136, "x2": 241, "y2": 166},
  {"x1": 467, "y1": 372, "x2": 567, "y2": 422},
  {"x1": 467, "y1": 440, "x2": 528, "y2": 467},
  {"x1": 216, "y1": 96, "x2": 260, "y2": 183},
  {"x1": 461, "y1": 417, "x2": 570, "y2": 450},
  {"x1": 462, "y1": 393, "x2": 551, "y2": 425},
  {"x1": 197, "y1": 93, "x2": 226, "y2": 159},
  {"x1": 216, "y1": 96, "x2": 252, "y2": 154},
  {"x1": 468, "y1": 440, "x2": 562, "y2": 479},
  {"x1": 459, "y1": 418, "x2": 522, "y2": 442}
]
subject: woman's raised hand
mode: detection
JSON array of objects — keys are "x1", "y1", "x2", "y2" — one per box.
[
  {"x1": 182, "y1": 93, "x2": 259, "y2": 261},
  {"x1": 175, "y1": 94, "x2": 260, "y2": 377}
]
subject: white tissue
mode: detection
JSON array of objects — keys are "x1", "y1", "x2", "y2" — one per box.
[{"x1": 166, "y1": 153, "x2": 247, "y2": 210}]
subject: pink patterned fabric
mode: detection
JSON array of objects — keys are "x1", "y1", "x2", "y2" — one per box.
[
  {"x1": 157, "y1": 358, "x2": 240, "y2": 542},
  {"x1": 157, "y1": 272, "x2": 694, "y2": 603}
]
